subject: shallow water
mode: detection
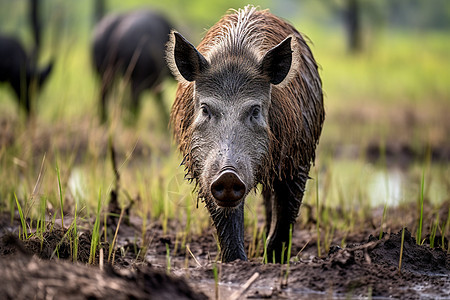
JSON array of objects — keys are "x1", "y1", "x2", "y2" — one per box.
[
  {"x1": 317, "y1": 159, "x2": 449, "y2": 208},
  {"x1": 193, "y1": 279, "x2": 402, "y2": 299},
  {"x1": 194, "y1": 279, "x2": 330, "y2": 299}
]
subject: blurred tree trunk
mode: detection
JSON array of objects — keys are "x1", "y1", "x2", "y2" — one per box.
[{"x1": 345, "y1": 0, "x2": 362, "y2": 53}]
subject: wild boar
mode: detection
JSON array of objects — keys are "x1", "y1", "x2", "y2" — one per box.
[
  {"x1": 166, "y1": 6, "x2": 325, "y2": 262},
  {"x1": 92, "y1": 10, "x2": 172, "y2": 123},
  {"x1": 0, "y1": 35, "x2": 53, "y2": 116}
]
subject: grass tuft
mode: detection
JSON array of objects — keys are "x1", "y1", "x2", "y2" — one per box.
[
  {"x1": 416, "y1": 170, "x2": 425, "y2": 245},
  {"x1": 89, "y1": 189, "x2": 102, "y2": 265},
  {"x1": 315, "y1": 170, "x2": 321, "y2": 257},
  {"x1": 398, "y1": 227, "x2": 405, "y2": 274},
  {"x1": 56, "y1": 163, "x2": 64, "y2": 229},
  {"x1": 14, "y1": 193, "x2": 28, "y2": 240},
  {"x1": 262, "y1": 230, "x2": 268, "y2": 264},
  {"x1": 72, "y1": 202, "x2": 78, "y2": 262},
  {"x1": 212, "y1": 262, "x2": 219, "y2": 300},
  {"x1": 379, "y1": 201, "x2": 388, "y2": 240},
  {"x1": 283, "y1": 224, "x2": 293, "y2": 285}
]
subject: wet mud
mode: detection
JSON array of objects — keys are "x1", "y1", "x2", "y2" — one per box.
[{"x1": 0, "y1": 211, "x2": 448, "y2": 300}]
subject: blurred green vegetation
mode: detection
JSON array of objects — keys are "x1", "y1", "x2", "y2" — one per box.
[
  {"x1": 0, "y1": 0, "x2": 448, "y2": 129},
  {"x1": 0, "y1": 0, "x2": 449, "y2": 253}
]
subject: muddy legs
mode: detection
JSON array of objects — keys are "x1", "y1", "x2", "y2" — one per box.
[
  {"x1": 264, "y1": 175, "x2": 307, "y2": 263},
  {"x1": 207, "y1": 201, "x2": 247, "y2": 262}
]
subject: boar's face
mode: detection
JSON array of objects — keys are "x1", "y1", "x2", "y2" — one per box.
[{"x1": 169, "y1": 32, "x2": 293, "y2": 208}]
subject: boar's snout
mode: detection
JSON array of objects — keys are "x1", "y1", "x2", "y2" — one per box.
[{"x1": 210, "y1": 169, "x2": 246, "y2": 207}]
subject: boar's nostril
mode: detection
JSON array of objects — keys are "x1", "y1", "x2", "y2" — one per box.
[{"x1": 211, "y1": 171, "x2": 246, "y2": 206}]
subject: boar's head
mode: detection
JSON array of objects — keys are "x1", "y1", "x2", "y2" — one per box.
[{"x1": 168, "y1": 32, "x2": 293, "y2": 208}]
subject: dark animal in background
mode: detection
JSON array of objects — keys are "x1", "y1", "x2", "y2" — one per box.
[
  {"x1": 0, "y1": 36, "x2": 53, "y2": 115},
  {"x1": 0, "y1": 0, "x2": 53, "y2": 117},
  {"x1": 92, "y1": 10, "x2": 173, "y2": 123},
  {"x1": 167, "y1": 6, "x2": 325, "y2": 262}
]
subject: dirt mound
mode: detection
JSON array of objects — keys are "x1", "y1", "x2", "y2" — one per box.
[
  {"x1": 0, "y1": 228, "x2": 207, "y2": 300},
  {"x1": 0, "y1": 253, "x2": 207, "y2": 300},
  {"x1": 369, "y1": 229, "x2": 449, "y2": 275},
  {"x1": 0, "y1": 228, "x2": 95, "y2": 263}
]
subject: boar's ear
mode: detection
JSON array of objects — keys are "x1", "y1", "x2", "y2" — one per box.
[
  {"x1": 167, "y1": 31, "x2": 209, "y2": 82},
  {"x1": 260, "y1": 36, "x2": 293, "y2": 85}
]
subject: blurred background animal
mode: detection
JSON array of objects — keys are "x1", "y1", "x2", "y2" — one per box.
[
  {"x1": 92, "y1": 9, "x2": 173, "y2": 124},
  {"x1": 0, "y1": 0, "x2": 53, "y2": 118}
]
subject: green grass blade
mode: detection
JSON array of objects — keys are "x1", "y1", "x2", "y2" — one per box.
[
  {"x1": 213, "y1": 262, "x2": 219, "y2": 300},
  {"x1": 417, "y1": 170, "x2": 425, "y2": 245},
  {"x1": 315, "y1": 171, "x2": 321, "y2": 257},
  {"x1": 39, "y1": 196, "x2": 47, "y2": 249},
  {"x1": 166, "y1": 243, "x2": 171, "y2": 274},
  {"x1": 379, "y1": 201, "x2": 388, "y2": 240},
  {"x1": 262, "y1": 230, "x2": 268, "y2": 264},
  {"x1": 284, "y1": 224, "x2": 293, "y2": 282},
  {"x1": 89, "y1": 189, "x2": 102, "y2": 265},
  {"x1": 14, "y1": 193, "x2": 27, "y2": 240},
  {"x1": 56, "y1": 164, "x2": 64, "y2": 229},
  {"x1": 398, "y1": 227, "x2": 405, "y2": 273},
  {"x1": 73, "y1": 202, "x2": 78, "y2": 262}
]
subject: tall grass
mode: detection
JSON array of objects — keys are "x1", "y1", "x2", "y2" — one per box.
[
  {"x1": 14, "y1": 193, "x2": 28, "y2": 240},
  {"x1": 262, "y1": 230, "x2": 268, "y2": 264},
  {"x1": 315, "y1": 170, "x2": 321, "y2": 257},
  {"x1": 283, "y1": 224, "x2": 293, "y2": 284},
  {"x1": 56, "y1": 164, "x2": 64, "y2": 229},
  {"x1": 36, "y1": 196, "x2": 47, "y2": 249},
  {"x1": 416, "y1": 170, "x2": 425, "y2": 245},
  {"x1": 445, "y1": 207, "x2": 450, "y2": 254},
  {"x1": 72, "y1": 202, "x2": 78, "y2": 262},
  {"x1": 89, "y1": 190, "x2": 103, "y2": 265},
  {"x1": 429, "y1": 217, "x2": 438, "y2": 248},
  {"x1": 398, "y1": 227, "x2": 405, "y2": 273},
  {"x1": 108, "y1": 208, "x2": 125, "y2": 263},
  {"x1": 212, "y1": 262, "x2": 219, "y2": 300},
  {"x1": 379, "y1": 202, "x2": 388, "y2": 240}
]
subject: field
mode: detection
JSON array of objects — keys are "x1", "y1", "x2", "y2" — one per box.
[{"x1": 0, "y1": 1, "x2": 449, "y2": 299}]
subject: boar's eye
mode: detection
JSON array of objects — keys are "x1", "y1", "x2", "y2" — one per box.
[
  {"x1": 250, "y1": 105, "x2": 261, "y2": 121},
  {"x1": 201, "y1": 104, "x2": 211, "y2": 118}
]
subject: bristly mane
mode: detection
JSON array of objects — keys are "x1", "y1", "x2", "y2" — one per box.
[
  {"x1": 203, "y1": 6, "x2": 264, "y2": 59},
  {"x1": 197, "y1": 5, "x2": 301, "y2": 89}
]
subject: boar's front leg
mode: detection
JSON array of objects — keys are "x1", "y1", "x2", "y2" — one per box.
[
  {"x1": 206, "y1": 201, "x2": 247, "y2": 262},
  {"x1": 265, "y1": 173, "x2": 307, "y2": 263}
]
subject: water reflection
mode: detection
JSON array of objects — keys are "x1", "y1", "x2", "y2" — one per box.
[
  {"x1": 317, "y1": 159, "x2": 448, "y2": 208},
  {"x1": 68, "y1": 167, "x2": 87, "y2": 205},
  {"x1": 368, "y1": 168, "x2": 403, "y2": 206},
  {"x1": 66, "y1": 158, "x2": 448, "y2": 212}
]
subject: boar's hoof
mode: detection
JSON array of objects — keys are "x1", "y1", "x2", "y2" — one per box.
[{"x1": 211, "y1": 170, "x2": 246, "y2": 207}]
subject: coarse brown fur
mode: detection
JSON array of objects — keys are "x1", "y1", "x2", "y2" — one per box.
[{"x1": 170, "y1": 7, "x2": 324, "y2": 190}]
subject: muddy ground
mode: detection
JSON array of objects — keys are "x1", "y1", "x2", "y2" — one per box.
[
  {"x1": 0, "y1": 110, "x2": 449, "y2": 299},
  {"x1": 1, "y1": 202, "x2": 449, "y2": 300}
]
